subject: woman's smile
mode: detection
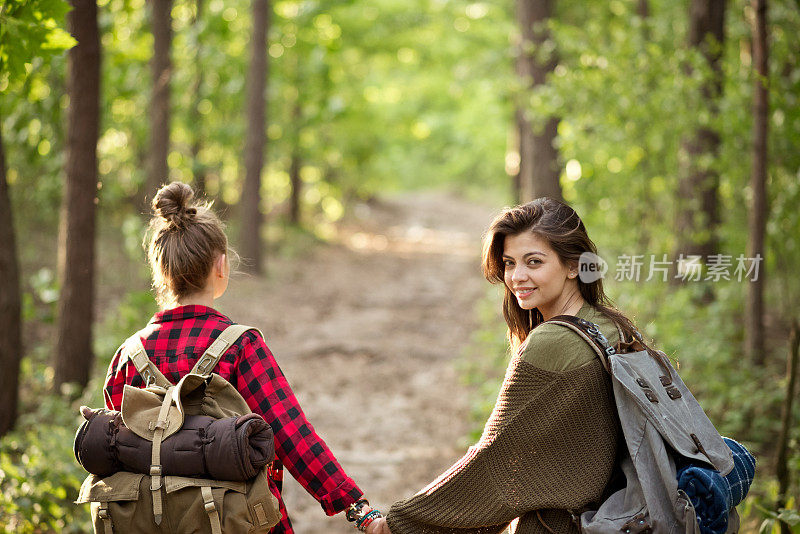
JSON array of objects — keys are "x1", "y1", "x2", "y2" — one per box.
[{"x1": 513, "y1": 287, "x2": 536, "y2": 299}]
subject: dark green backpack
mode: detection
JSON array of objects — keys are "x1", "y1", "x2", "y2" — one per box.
[{"x1": 76, "y1": 325, "x2": 281, "y2": 534}]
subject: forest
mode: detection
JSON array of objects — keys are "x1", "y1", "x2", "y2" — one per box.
[{"x1": 1, "y1": 0, "x2": 799, "y2": 532}]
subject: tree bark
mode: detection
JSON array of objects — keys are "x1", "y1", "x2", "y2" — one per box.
[
  {"x1": 516, "y1": 0, "x2": 561, "y2": 203},
  {"x1": 515, "y1": 107, "x2": 535, "y2": 201},
  {"x1": 289, "y1": 151, "x2": 301, "y2": 225},
  {"x1": 509, "y1": 123, "x2": 521, "y2": 204},
  {"x1": 144, "y1": 0, "x2": 173, "y2": 207},
  {"x1": 0, "y1": 123, "x2": 22, "y2": 437},
  {"x1": 637, "y1": 0, "x2": 650, "y2": 18},
  {"x1": 54, "y1": 0, "x2": 101, "y2": 392},
  {"x1": 289, "y1": 100, "x2": 301, "y2": 225},
  {"x1": 190, "y1": 0, "x2": 206, "y2": 197},
  {"x1": 746, "y1": 0, "x2": 768, "y2": 364},
  {"x1": 635, "y1": 0, "x2": 653, "y2": 252},
  {"x1": 675, "y1": 0, "x2": 726, "y2": 266},
  {"x1": 776, "y1": 321, "x2": 798, "y2": 534},
  {"x1": 240, "y1": 0, "x2": 270, "y2": 274}
]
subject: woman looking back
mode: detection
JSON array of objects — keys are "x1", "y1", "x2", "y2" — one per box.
[{"x1": 370, "y1": 197, "x2": 660, "y2": 534}]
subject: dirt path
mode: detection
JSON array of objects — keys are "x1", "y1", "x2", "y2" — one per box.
[{"x1": 218, "y1": 191, "x2": 498, "y2": 533}]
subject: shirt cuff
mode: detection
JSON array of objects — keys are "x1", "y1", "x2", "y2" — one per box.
[{"x1": 319, "y1": 477, "x2": 364, "y2": 516}]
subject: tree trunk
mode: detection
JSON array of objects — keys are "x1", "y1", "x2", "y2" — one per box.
[
  {"x1": 54, "y1": 0, "x2": 101, "y2": 392},
  {"x1": 638, "y1": 0, "x2": 650, "y2": 19},
  {"x1": 240, "y1": 0, "x2": 270, "y2": 275},
  {"x1": 289, "y1": 151, "x2": 301, "y2": 225},
  {"x1": 516, "y1": 0, "x2": 561, "y2": 203},
  {"x1": 144, "y1": 0, "x2": 173, "y2": 207},
  {"x1": 776, "y1": 321, "x2": 798, "y2": 534},
  {"x1": 675, "y1": 0, "x2": 726, "y2": 266},
  {"x1": 0, "y1": 123, "x2": 22, "y2": 437},
  {"x1": 515, "y1": 107, "x2": 534, "y2": 202},
  {"x1": 747, "y1": 0, "x2": 768, "y2": 364},
  {"x1": 635, "y1": 0, "x2": 652, "y2": 252},
  {"x1": 509, "y1": 123, "x2": 521, "y2": 204},
  {"x1": 190, "y1": 0, "x2": 206, "y2": 197},
  {"x1": 289, "y1": 100, "x2": 301, "y2": 225}
]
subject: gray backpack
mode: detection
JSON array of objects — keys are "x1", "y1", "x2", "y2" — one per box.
[{"x1": 546, "y1": 315, "x2": 739, "y2": 534}]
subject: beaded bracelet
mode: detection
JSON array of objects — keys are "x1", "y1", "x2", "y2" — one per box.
[
  {"x1": 356, "y1": 509, "x2": 383, "y2": 532},
  {"x1": 358, "y1": 516, "x2": 377, "y2": 532}
]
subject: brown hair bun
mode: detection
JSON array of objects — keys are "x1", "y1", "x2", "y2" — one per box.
[
  {"x1": 153, "y1": 182, "x2": 198, "y2": 228},
  {"x1": 145, "y1": 181, "x2": 228, "y2": 306}
]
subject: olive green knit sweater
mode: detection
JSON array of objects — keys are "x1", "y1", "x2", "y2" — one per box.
[{"x1": 386, "y1": 311, "x2": 620, "y2": 534}]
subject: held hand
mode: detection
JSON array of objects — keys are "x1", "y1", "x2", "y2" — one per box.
[{"x1": 365, "y1": 517, "x2": 392, "y2": 534}]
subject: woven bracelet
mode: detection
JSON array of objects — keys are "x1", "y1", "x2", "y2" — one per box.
[
  {"x1": 356, "y1": 509, "x2": 382, "y2": 532},
  {"x1": 358, "y1": 516, "x2": 376, "y2": 532}
]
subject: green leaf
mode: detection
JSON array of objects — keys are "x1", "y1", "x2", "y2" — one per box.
[
  {"x1": 41, "y1": 27, "x2": 75, "y2": 50},
  {"x1": 777, "y1": 509, "x2": 800, "y2": 527}
]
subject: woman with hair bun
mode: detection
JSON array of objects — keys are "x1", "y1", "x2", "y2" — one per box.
[
  {"x1": 103, "y1": 182, "x2": 382, "y2": 533},
  {"x1": 369, "y1": 198, "x2": 666, "y2": 534}
]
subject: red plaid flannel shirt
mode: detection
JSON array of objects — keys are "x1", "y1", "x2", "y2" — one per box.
[{"x1": 103, "y1": 305, "x2": 363, "y2": 533}]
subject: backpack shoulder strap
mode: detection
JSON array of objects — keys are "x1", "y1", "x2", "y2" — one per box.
[
  {"x1": 191, "y1": 324, "x2": 262, "y2": 377},
  {"x1": 121, "y1": 334, "x2": 173, "y2": 388},
  {"x1": 546, "y1": 315, "x2": 616, "y2": 373}
]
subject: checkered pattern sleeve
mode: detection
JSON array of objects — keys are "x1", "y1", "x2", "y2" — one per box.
[
  {"x1": 234, "y1": 332, "x2": 364, "y2": 515},
  {"x1": 104, "y1": 346, "x2": 126, "y2": 410}
]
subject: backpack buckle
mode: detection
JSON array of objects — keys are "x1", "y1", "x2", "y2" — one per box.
[
  {"x1": 150, "y1": 464, "x2": 163, "y2": 490},
  {"x1": 585, "y1": 324, "x2": 614, "y2": 354},
  {"x1": 195, "y1": 355, "x2": 214, "y2": 375},
  {"x1": 142, "y1": 369, "x2": 156, "y2": 387}
]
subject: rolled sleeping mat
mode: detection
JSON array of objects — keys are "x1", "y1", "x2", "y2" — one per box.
[
  {"x1": 676, "y1": 436, "x2": 756, "y2": 534},
  {"x1": 74, "y1": 407, "x2": 274, "y2": 481}
]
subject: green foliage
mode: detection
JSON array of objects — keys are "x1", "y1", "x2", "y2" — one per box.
[
  {"x1": 100, "y1": 290, "x2": 158, "y2": 343},
  {"x1": 457, "y1": 285, "x2": 509, "y2": 443},
  {"x1": 0, "y1": 0, "x2": 70, "y2": 217},
  {"x1": 0, "y1": 333, "x2": 100, "y2": 532},
  {"x1": 0, "y1": 377, "x2": 95, "y2": 533},
  {"x1": 2, "y1": 53, "x2": 67, "y2": 233},
  {"x1": 756, "y1": 502, "x2": 800, "y2": 533},
  {"x1": 0, "y1": 288, "x2": 156, "y2": 533},
  {"x1": 0, "y1": 0, "x2": 75, "y2": 88},
  {"x1": 0, "y1": 0, "x2": 513, "y2": 238},
  {"x1": 23, "y1": 267, "x2": 59, "y2": 324}
]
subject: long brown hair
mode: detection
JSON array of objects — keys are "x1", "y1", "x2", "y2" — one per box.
[
  {"x1": 145, "y1": 182, "x2": 228, "y2": 307},
  {"x1": 481, "y1": 197, "x2": 660, "y2": 360}
]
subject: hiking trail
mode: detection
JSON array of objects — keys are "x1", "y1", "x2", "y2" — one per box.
[{"x1": 219, "y1": 191, "x2": 498, "y2": 533}]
